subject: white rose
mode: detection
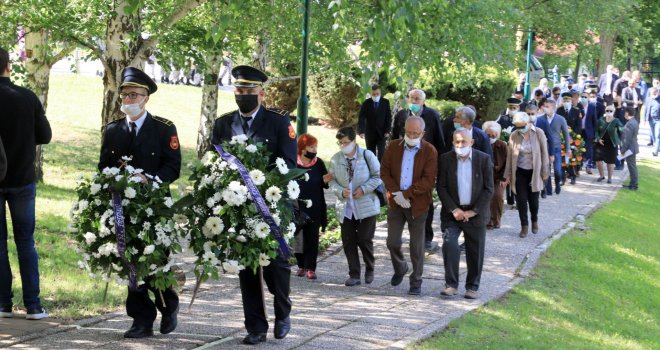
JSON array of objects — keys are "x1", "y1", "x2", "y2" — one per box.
[
  {"x1": 143, "y1": 245, "x2": 155, "y2": 255},
  {"x1": 124, "y1": 187, "x2": 137, "y2": 199}
]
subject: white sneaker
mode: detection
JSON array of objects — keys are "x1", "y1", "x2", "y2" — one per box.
[
  {"x1": 0, "y1": 306, "x2": 13, "y2": 318},
  {"x1": 26, "y1": 307, "x2": 48, "y2": 320}
]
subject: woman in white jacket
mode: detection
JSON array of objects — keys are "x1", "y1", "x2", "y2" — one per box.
[{"x1": 329, "y1": 127, "x2": 382, "y2": 286}]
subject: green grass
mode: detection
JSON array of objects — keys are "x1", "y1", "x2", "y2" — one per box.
[
  {"x1": 5, "y1": 73, "x2": 360, "y2": 319},
  {"x1": 414, "y1": 159, "x2": 660, "y2": 350}
]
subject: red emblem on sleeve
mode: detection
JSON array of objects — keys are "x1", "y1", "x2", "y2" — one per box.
[
  {"x1": 169, "y1": 136, "x2": 179, "y2": 150},
  {"x1": 288, "y1": 125, "x2": 296, "y2": 139}
]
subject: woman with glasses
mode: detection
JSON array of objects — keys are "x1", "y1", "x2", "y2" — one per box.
[
  {"x1": 328, "y1": 127, "x2": 382, "y2": 286},
  {"x1": 593, "y1": 106, "x2": 624, "y2": 183}
]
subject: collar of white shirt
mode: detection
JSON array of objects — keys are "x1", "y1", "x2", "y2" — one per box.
[{"x1": 126, "y1": 110, "x2": 148, "y2": 134}]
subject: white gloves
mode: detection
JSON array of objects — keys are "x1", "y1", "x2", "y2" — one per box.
[{"x1": 393, "y1": 191, "x2": 411, "y2": 208}]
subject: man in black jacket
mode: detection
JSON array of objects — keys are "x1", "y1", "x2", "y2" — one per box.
[
  {"x1": 0, "y1": 47, "x2": 52, "y2": 320},
  {"x1": 0, "y1": 136, "x2": 6, "y2": 182},
  {"x1": 358, "y1": 84, "x2": 391, "y2": 161},
  {"x1": 390, "y1": 89, "x2": 444, "y2": 249},
  {"x1": 211, "y1": 66, "x2": 296, "y2": 345},
  {"x1": 98, "y1": 67, "x2": 181, "y2": 338}
]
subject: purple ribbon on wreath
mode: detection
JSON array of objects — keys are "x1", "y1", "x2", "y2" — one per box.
[
  {"x1": 213, "y1": 144, "x2": 291, "y2": 259},
  {"x1": 111, "y1": 191, "x2": 138, "y2": 291}
]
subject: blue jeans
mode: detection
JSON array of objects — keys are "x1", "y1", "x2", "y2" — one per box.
[
  {"x1": 0, "y1": 183, "x2": 41, "y2": 309},
  {"x1": 545, "y1": 148, "x2": 563, "y2": 194}
]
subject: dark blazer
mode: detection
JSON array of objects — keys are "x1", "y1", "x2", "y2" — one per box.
[
  {"x1": 598, "y1": 73, "x2": 618, "y2": 96},
  {"x1": 472, "y1": 127, "x2": 494, "y2": 160},
  {"x1": 556, "y1": 105, "x2": 583, "y2": 134},
  {"x1": 211, "y1": 105, "x2": 297, "y2": 168},
  {"x1": 491, "y1": 139, "x2": 507, "y2": 182},
  {"x1": 358, "y1": 97, "x2": 392, "y2": 140},
  {"x1": 534, "y1": 116, "x2": 553, "y2": 151},
  {"x1": 437, "y1": 149, "x2": 494, "y2": 228},
  {"x1": 581, "y1": 102, "x2": 599, "y2": 139},
  {"x1": 99, "y1": 113, "x2": 181, "y2": 183},
  {"x1": 620, "y1": 118, "x2": 639, "y2": 155},
  {"x1": 0, "y1": 77, "x2": 52, "y2": 188},
  {"x1": 0, "y1": 135, "x2": 6, "y2": 182},
  {"x1": 391, "y1": 106, "x2": 445, "y2": 155}
]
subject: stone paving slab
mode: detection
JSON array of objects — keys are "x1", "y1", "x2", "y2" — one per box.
[{"x1": 4, "y1": 126, "x2": 655, "y2": 349}]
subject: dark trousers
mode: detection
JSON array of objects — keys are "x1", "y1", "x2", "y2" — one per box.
[
  {"x1": 424, "y1": 203, "x2": 435, "y2": 242},
  {"x1": 386, "y1": 207, "x2": 427, "y2": 288},
  {"x1": 126, "y1": 284, "x2": 179, "y2": 328},
  {"x1": 340, "y1": 216, "x2": 376, "y2": 279},
  {"x1": 441, "y1": 221, "x2": 486, "y2": 291},
  {"x1": 297, "y1": 222, "x2": 320, "y2": 271},
  {"x1": 545, "y1": 148, "x2": 563, "y2": 194},
  {"x1": 506, "y1": 184, "x2": 515, "y2": 205},
  {"x1": 582, "y1": 131, "x2": 595, "y2": 169},
  {"x1": 627, "y1": 154, "x2": 638, "y2": 188},
  {"x1": 0, "y1": 183, "x2": 41, "y2": 309},
  {"x1": 515, "y1": 168, "x2": 540, "y2": 226},
  {"x1": 239, "y1": 256, "x2": 291, "y2": 334},
  {"x1": 365, "y1": 136, "x2": 385, "y2": 162}
]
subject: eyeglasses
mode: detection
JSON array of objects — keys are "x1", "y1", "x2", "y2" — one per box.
[
  {"x1": 119, "y1": 92, "x2": 147, "y2": 100},
  {"x1": 337, "y1": 140, "x2": 352, "y2": 146}
]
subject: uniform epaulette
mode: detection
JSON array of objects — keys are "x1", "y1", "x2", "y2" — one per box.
[
  {"x1": 217, "y1": 111, "x2": 234, "y2": 120},
  {"x1": 105, "y1": 118, "x2": 122, "y2": 127},
  {"x1": 152, "y1": 115, "x2": 174, "y2": 126},
  {"x1": 266, "y1": 107, "x2": 288, "y2": 116}
]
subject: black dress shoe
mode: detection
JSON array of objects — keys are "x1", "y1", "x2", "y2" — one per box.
[
  {"x1": 541, "y1": 191, "x2": 547, "y2": 199},
  {"x1": 274, "y1": 317, "x2": 291, "y2": 339},
  {"x1": 124, "y1": 325, "x2": 154, "y2": 339},
  {"x1": 390, "y1": 265, "x2": 408, "y2": 286},
  {"x1": 555, "y1": 186, "x2": 561, "y2": 195},
  {"x1": 364, "y1": 271, "x2": 374, "y2": 284},
  {"x1": 570, "y1": 177, "x2": 576, "y2": 185},
  {"x1": 242, "y1": 333, "x2": 267, "y2": 345},
  {"x1": 160, "y1": 306, "x2": 179, "y2": 334},
  {"x1": 408, "y1": 286, "x2": 421, "y2": 295}
]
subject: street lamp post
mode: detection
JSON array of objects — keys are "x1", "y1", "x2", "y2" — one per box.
[
  {"x1": 296, "y1": 0, "x2": 310, "y2": 137},
  {"x1": 524, "y1": 27, "x2": 533, "y2": 101}
]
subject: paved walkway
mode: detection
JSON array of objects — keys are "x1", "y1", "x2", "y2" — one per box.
[{"x1": 2, "y1": 125, "x2": 656, "y2": 349}]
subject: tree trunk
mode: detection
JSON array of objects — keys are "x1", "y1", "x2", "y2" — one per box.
[
  {"x1": 100, "y1": 0, "x2": 149, "y2": 127},
  {"x1": 574, "y1": 49, "x2": 581, "y2": 80},
  {"x1": 252, "y1": 35, "x2": 270, "y2": 72},
  {"x1": 597, "y1": 32, "x2": 617, "y2": 77},
  {"x1": 196, "y1": 51, "x2": 223, "y2": 159},
  {"x1": 25, "y1": 29, "x2": 51, "y2": 183}
]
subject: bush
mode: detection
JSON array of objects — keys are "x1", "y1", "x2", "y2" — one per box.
[
  {"x1": 310, "y1": 71, "x2": 361, "y2": 128},
  {"x1": 265, "y1": 79, "x2": 300, "y2": 113},
  {"x1": 447, "y1": 74, "x2": 515, "y2": 121},
  {"x1": 425, "y1": 99, "x2": 463, "y2": 120}
]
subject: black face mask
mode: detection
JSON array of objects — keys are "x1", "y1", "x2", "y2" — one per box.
[
  {"x1": 304, "y1": 151, "x2": 317, "y2": 159},
  {"x1": 235, "y1": 94, "x2": 259, "y2": 114}
]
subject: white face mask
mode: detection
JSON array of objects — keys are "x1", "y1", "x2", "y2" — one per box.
[
  {"x1": 589, "y1": 97, "x2": 597, "y2": 103},
  {"x1": 372, "y1": 95, "x2": 381, "y2": 103},
  {"x1": 605, "y1": 112, "x2": 614, "y2": 121},
  {"x1": 454, "y1": 146, "x2": 471, "y2": 157},
  {"x1": 121, "y1": 103, "x2": 143, "y2": 117},
  {"x1": 404, "y1": 135, "x2": 421, "y2": 147},
  {"x1": 563, "y1": 102, "x2": 571, "y2": 110},
  {"x1": 489, "y1": 138, "x2": 497, "y2": 145},
  {"x1": 341, "y1": 142, "x2": 355, "y2": 155},
  {"x1": 544, "y1": 107, "x2": 552, "y2": 115}
]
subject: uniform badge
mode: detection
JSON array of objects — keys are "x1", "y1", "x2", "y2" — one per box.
[
  {"x1": 288, "y1": 125, "x2": 296, "y2": 139},
  {"x1": 170, "y1": 136, "x2": 179, "y2": 150}
]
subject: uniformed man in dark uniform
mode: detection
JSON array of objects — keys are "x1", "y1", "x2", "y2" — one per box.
[
  {"x1": 98, "y1": 67, "x2": 181, "y2": 339},
  {"x1": 211, "y1": 65, "x2": 296, "y2": 345}
]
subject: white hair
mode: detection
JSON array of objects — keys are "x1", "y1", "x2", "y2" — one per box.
[
  {"x1": 482, "y1": 121, "x2": 501, "y2": 138},
  {"x1": 405, "y1": 115, "x2": 426, "y2": 130},
  {"x1": 409, "y1": 89, "x2": 426, "y2": 101},
  {"x1": 455, "y1": 106, "x2": 475, "y2": 124},
  {"x1": 512, "y1": 111, "x2": 530, "y2": 124}
]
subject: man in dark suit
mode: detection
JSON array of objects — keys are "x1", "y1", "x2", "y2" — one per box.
[
  {"x1": 0, "y1": 47, "x2": 52, "y2": 320},
  {"x1": 598, "y1": 65, "x2": 618, "y2": 106},
  {"x1": 579, "y1": 90, "x2": 599, "y2": 174},
  {"x1": 437, "y1": 129, "x2": 493, "y2": 299},
  {"x1": 98, "y1": 67, "x2": 181, "y2": 339},
  {"x1": 557, "y1": 91, "x2": 583, "y2": 135},
  {"x1": 453, "y1": 106, "x2": 493, "y2": 160},
  {"x1": 495, "y1": 97, "x2": 519, "y2": 131},
  {"x1": 0, "y1": 136, "x2": 5, "y2": 182},
  {"x1": 542, "y1": 99, "x2": 571, "y2": 195},
  {"x1": 211, "y1": 66, "x2": 296, "y2": 345},
  {"x1": 390, "y1": 89, "x2": 444, "y2": 249},
  {"x1": 358, "y1": 84, "x2": 391, "y2": 161}
]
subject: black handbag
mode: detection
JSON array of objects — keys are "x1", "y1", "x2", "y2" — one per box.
[{"x1": 363, "y1": 150, "x2": 387, "y2": 207}]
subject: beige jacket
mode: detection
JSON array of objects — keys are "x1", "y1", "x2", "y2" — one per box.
[{"x1": 504, "y1": 126, "x2": 550, "y2": 194}]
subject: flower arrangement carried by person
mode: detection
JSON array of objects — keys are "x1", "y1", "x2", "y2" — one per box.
[
  {"x1": 500, "y1": 126, "x2": 514, "y2": 143},
  {"x1": 70, "y1": 157, "x2": 182, "y2": 296},
  {"x1": 561, "y1": 127, "x2": 586, "y2": 171},
  {"x1": 173, "y1": 135, "x2": 306, "y2": 294}
]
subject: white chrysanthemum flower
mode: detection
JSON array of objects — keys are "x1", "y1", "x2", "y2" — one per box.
[
  {"x1": 275, "y1": 158, "x2": 289, "y2": 175},
  {"x1": 128, "y1": 176, "x2": 142, "y2": 183},
  {"x1": 231, "y1": 134, "x2": 249, "y2": 145},
  {"x1": 115, "y1": 175, "x2": 123, "y2": 182},
  {"x1": 287, "y1": 181, "x2": 300, "y2": 199},
  {"x1": 222, "y1": 260, "x2": 245, "y2": 274},
  {"x1": 145, "y1": 208, "x2": 154, "y2": 217},
  {"x1": 207, "y1": 197, "x2": 216, "y2": 208},
  {"x1": 122, "y1": 199, "x2": 130, "y2": 206},
  {"x1": 83, "y1": 232, "x2": 96, "y2": 244},
  {"x1": 126, "y1": 165, "x2": 135, "y2": 173},
  {"x1": 203, "y1": 217, "x2": 224, "y2": 238},
  {"x1": 164, "y1": 197, "x2": 174, "y2": 208},
  {"x1": 222, "y1": 181, "x2": 249, "y2": 206},
  {"x1": 152, "y1": 181, "x2": 160, "y2": 189},
  {"x1": 78, "y1": 200, "x2": 89, "y2": 212},
  {"x1": 245, "y1": 144, "x2": 258, "y2": 153},
  {"x1": 90, "y1": 183, "x2": 102, "y2": 195},
  {"x1": 286, "y1": 222, "x2": 297, "y2": 239},
  {"x1": 102, "y1": 167, "x2": 113, "y2": 176},
  {"x1": 265, "y1": 186, "x2": 282, "y2": 203},
  {"x1": 94, "y1": 199, "x2": 102, "y2": 206},
  {"x1": 173, "y1": 214, "x2": 189, "y2": 226},
  {"x1": 143, "y1": 245, "x2": 155, "y2": 255},
  {"x1": 124, "y1": 187, "x2": 136, "y2": 199},
  {"x1": 258, "y1": 253, "x2": 271, "y2": 267},
  {"x1": 249, "y1": 169, "x2": 266, "y2": 186},
  {"x1": 254, "y1": 222, "x2": 270, "y2": 239}
]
